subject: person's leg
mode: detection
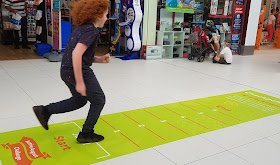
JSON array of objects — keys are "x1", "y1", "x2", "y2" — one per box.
[
  {"x1": 33, "y1": 79, "x2": 88, "y2": 130},
  {"x1": 21, "y1": 17, "x2": 30, "y2": 48},
  {"x1": 218, "y1": 58, "x2": 229, "y2": 64},
  {"x1": 265, "y1": 24, "x2": 274, "y2": 42},
  {"x1": 46, "y1": 81, "x2": 88, "y2": 114},
  {"x1": 82, "y1": 74, "x2": 106, "y2": 132},
  {"x1": 214, "y1": 54, "x2": 223, "y2": 61},
  {"x1": 77, "y1": 73, "x2": 106, "y2": 143},
  {"x1": 13, "y1": 30, "x2": 20, "y2": 49},
  {"x1": 214, "y1": 42, "x2": 220, "y2": 54}
]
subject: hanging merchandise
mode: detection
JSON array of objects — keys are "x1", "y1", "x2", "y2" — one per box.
[
  {"x1": 228, "y1": 0, "x2": 233, "y2": 16},
  {"x1": 270, "y1": 0, "x2": 277, "y2": 11},
  {"x1": 26, "y1": 0, "x2": 37, "y2": 41},
  {"x1": 210, "y1": 0, "x2": 218, "y2": 15},
  {"x1": 255, "y1": 5, "x2": 266, "y2": 50},
  {"x1": 223, "y1": 0, "x2": 229, "y2": 16},
  {"x1": 166, "y1": 0, "x2": 195, "y2": 13},
  {"x1": 46, "y1": 0, "x2": 52, "y2": 37}
]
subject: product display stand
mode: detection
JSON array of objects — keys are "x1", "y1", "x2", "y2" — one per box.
[{"x1": 157, "y1": 31, "x2": 184, "y2": 58}]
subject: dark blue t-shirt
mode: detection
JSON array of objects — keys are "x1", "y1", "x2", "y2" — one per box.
[{"x1": 61, "y1": 24, "x2": 99, "y2": 81}]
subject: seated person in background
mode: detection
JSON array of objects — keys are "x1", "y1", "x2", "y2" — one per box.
[{"x1": 213, "y1": 40, "x2": 232, "y2": 64}]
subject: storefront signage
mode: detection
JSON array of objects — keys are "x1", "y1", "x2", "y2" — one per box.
[
  {"x1": 235, "y1": 0, "x2": 244, "y2": 5},
  {"x1": 53, "y1": 10, "x2": 60, "y2": 50},
  {"x1": 166, "y1": 0, "x2": 195, "y2": 13},
  {"x1": 231, "y1": 5, "x2": 244, "y2": 54},
  {"x1": 231, "y1": 34, "x2": 240, "y2": 53},
  {"x1": 255, "y1": 5, "x2": 266, "y2": 50},
  {"x1": 273, "y1": 14, "x2": 280, "y2": 48},
  {"x1": 232, "y1": 7, "x2": 244, "y2": 34}
]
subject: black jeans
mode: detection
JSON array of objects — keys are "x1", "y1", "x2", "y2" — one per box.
[
  {"x1": 13, "y1": 16, "x2": 28, "y2": 46},
  {"x1": 46, "y1": 71, "x2": 106, "y2": 132}
]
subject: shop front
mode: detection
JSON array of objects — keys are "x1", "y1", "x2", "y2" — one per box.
[{"x1": 142, "y1": 0, "x2": 266, "y2": 60}]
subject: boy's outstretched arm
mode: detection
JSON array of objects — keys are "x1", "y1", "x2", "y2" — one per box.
[
  {"x1": 72, "y1": 43, "x2": 88, "y2": 96},
  {"x1": 93, "y1": 54, "x2": 110, "y2": 63}
]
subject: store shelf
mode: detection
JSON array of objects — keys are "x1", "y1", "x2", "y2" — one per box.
[
  {"x1": 192, "y1": 21, "x2": 205, "y2": 24},
  {"x1": 209, "y1": 15, "x2": 232, "y2": 18}
]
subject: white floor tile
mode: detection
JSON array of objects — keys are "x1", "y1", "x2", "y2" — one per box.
[
  {"x1": 154, "y1": 135, "x2": 225, "y2": 165},
  {"x1": 134, "y1": 95, "x2": 178, "y2": 107},
  {"x1": 0, "y1": 60, "x2": 33, "y2": 68},
  {"x1": 0, "y1": 80, "x2": 35, "y2": 118},
  {"x1": 236, "y1": 117, "x2": 280, "y2": 139},
  {"x1": 186, "y1": 151, "x2": 252, "y2": 165},
  {"x1": 230, "y1": 139, "x2": 280, "y2": 165},
  {"x1": 101, "y1": 148, "x2": 175, "y2": 165},
  {"x1": 101, "y1": 100, "x2": 145, "y2": 115},
  {"x1": 267, "y1": 133, "x2": 280, "y2": 144},
  {"x1": 200, "y1": 125, "x2": 262, "y2": 150},
  {"x1": 4, "y1": 66, "x2": 49, "y2": 81},
  {"x1": 0, "y1": 114, "x2": 54, "y2": 133},
  {"x1": 15, "y1": 77, "x2": 69, "y2": 105}
]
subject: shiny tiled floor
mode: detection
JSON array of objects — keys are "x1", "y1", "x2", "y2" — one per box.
[{"x1": 0, "y1": 49, "x2": 280, "y2": 165}]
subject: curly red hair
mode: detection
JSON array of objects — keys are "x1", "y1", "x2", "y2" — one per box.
[{"x1": 71, "y1": 0, "x2": 109, "y2": 26}]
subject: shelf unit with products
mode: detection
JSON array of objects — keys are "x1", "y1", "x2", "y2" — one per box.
[
  {"x1": 157, "y1": 31, "x2": 184, "y2": 58},
  {"x1": 26, "y1": 0, "x2": 37, "y2": 42}
]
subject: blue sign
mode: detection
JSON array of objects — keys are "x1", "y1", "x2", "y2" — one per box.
[
  {"x1": 235, "y1": 0, "x2": 244, "y2": 5},
  {"x1": 231, "y1": 34, "x2": 240, "y2": 53},
  {"x1": 232, "y1": 13, "x2": 243, "y2": 34},
  {"x1": 53, "y1": 0, "x2": 60, "y2": 11}
]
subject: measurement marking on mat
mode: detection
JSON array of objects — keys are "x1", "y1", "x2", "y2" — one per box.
[
  {"x1": 63, "y1": 122, "x2": 111, "y2": 159},
  {"x1": 100, "y1": 118, "x2": 140, "y2": 148},
  {"x1": 180, "y1": 103, "x2": 227, "y2": 125},
  {"x1": 189, "y1": 101, "x2": 241, "y2": 121},
  {"x1": 144, "y1": 110, "x2": 188, "y2": 135},
  {"x1": 123, "y1": 113, "x2": 166, "y2": 141},
  {"x1": 162, "y1": 106, "x2": 208, "y2": 129}
]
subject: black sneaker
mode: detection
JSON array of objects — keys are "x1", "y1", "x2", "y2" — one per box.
[
  {"x1": 14, "y1": 45, "x2": 20, "y2": 49},
  {"x1": 77, "y1": 131, "x2": 104, "y2": 143},
  {"x1": 33, "y1": 106, "x2": 50, "y2": 130}
]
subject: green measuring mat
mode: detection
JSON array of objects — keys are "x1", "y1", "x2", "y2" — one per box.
[{"x1": 1, "y1": 90, "x2": 280, "y2": 165}]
